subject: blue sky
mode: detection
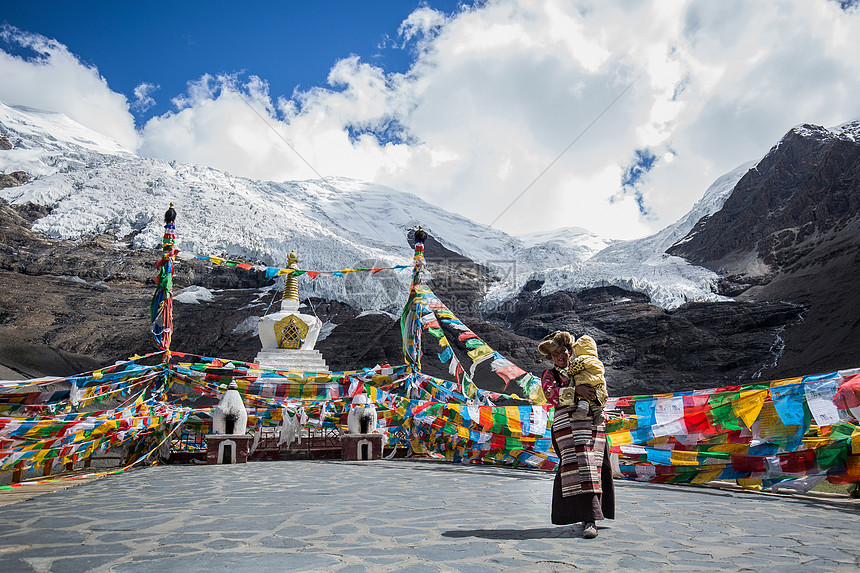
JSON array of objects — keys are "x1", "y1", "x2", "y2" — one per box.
[
  {"x1": 2, "y1": 1, "x2": 860, "y2": 240},
  {"x1": 2, "y1": 1, "x2": 465, "y2": 123}
]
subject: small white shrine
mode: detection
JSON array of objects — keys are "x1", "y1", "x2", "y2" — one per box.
[
  {"x1": 212, "y1": 381, "x2": 248, "y2": 435},
  {"x1": 206, "y1": 381, "x2": 252, "y2": 464},
  {"x1": 254, "y1": 251, "x2": 329, "y2": 372},
  {"x1": 341, "y1": 394, "x2": 383, "y2": 461}
]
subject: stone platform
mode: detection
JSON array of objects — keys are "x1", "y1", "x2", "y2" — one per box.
[
  {"x1": 253, "y1": 349, "x2": 329, "y2": 371},
  {"x1": 0, "y1": 460, "x2": 858, "y2": 572}
]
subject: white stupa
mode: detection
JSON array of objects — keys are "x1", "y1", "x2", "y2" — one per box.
[
  {"x1": 212, "y1": 381, "x2": 248, "y2": 435},
  {"x1": 254, "y1": 251, "x2": 329, "y2": 372}
]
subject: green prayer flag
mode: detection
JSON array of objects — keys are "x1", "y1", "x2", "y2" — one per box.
[{"x1": 709, "y1": 391, "x2": 742, "y2": 430}]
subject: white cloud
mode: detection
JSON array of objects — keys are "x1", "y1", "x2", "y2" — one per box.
[
  {"x1": 3, "y1": 2, "x2": 860, "y2": 241},
  {"x1": 132, "y1": 82, "x2": 159, "y2": 113},
  {"x1": 0, "y1": 25, "x2": 138, "y2": 149},
  {"x1": 398, "y1": 6, "x2": 448, "y2": 46}
]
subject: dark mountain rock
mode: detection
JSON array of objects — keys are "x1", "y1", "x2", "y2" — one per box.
[
  {"x1": 667, "y1": 122, "x2": 860, "y2": 379},
  {"x1": 0, "y1": 171, "x2": 30, "y2": 189},
  {"x1": 484, "y1": 285, "x2": 803, "y2": 396}
]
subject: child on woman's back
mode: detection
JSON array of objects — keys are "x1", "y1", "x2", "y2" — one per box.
[{"x1": 568, "y1": 335, "x2": 608, "y2": 423}]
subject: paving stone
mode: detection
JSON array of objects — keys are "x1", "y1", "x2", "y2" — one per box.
[
  {"x1": 616, "y1": 555, "x2": 664, "y2": 569},
  {"x1": 156, "y1": 533, "x2": 210, "y2": 544},
  {"x1": 89, "y1": 515, "x2": 176, "y2": 531},
  {"x1": 656, "y1": 539, "x2": 695, "y2": 550},
  {"x1": 729, "y1": 554, "x2": 804, "y2": 567},
  {"x1": 369, "y1": 526, "x2": 427, "y2": 536},
  {"x1": 450, "y1": 563, "x2": 505, "y2": 573},
  {"x1": 412, "y1": 541, "x2": 499, "y2": 561},
  {"x1": 364, "y1": 556, "x2": 406, "y2": 565},
  {"x1": 0, "y1": 529, "x2": 87, "y2": 546},
  {"x1": 388, "y1": 564, "x2": 441, "y2": 573},
  {"x1": 486, "y1": 556, "x2": 535, "y2": 567},
  {"x1": 272, "y1": 524, "x2": 319, "y2": 538},
  {"x1": 666, "y1": 559, "x2": 720, "y2": 570},
  {"x1": 745, "y1": 562, "x2": 849, "y2": 573},
  {"x1": 181, "y1": 516, "x2": 285, "y2": 531},
  {"x1": 29, "y1": 516, "x2": 90, "y2": 529},
  {"x1": 6, "y1": 543, "x2": 129, "y2": 559},
  {"x1": 513, "y1": 539, "x2": 553, "y2": 551},
  {"x1": 0, "y1": 557, "x2": 34, "y2": 572},
  {"x1": 51, "y1": 554, "x2": 120, "y2": 573},
  {"x1": 791, "y1": 545, "x2": 858, "y2": 563},
  {"x1": 519, "y1": 551, "x2": 575, "y2": 562},
  {"x1": 93, "y1": 532, "x2": 158, "y2": 542},
  {"x1": 258, "y1": 536, "x2": 309, "y2": 549},
  {"x1": 667, "y1": 550, "x2": 716, "y2": 564}
]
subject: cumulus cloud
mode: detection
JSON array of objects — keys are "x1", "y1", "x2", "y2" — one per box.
[
  {"x1": 0, "y1": 25, "x2": 138, "y2": 149},
  {"x1": 3, "y1": 2, "x2": 860, "y2": 240}
]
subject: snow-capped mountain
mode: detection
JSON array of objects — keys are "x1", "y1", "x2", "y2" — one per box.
[
  {"x1": 5, "y1": 102, "x2": 857, "y2": 388},
  {"x1": 1, "y1": 100, "x2": 736, "y2": 311}
]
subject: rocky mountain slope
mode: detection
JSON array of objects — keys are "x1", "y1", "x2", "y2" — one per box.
[{"x1": 668, "y1": 120, "x2": 860, "y2": 378}]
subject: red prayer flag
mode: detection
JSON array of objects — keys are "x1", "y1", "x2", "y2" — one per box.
[
  {"x1": 778, "y1": 449, "x2": 816, "y2": 474},
  {"x1": 730, "y1": 454, "x2": 766, "y2": 473}
]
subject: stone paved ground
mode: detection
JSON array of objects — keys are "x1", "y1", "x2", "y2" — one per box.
[{"x1": 0, "y1": 460, "x2": 858, "y2": 572}]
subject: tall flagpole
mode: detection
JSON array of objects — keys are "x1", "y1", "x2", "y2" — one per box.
[
  {"x1": 150, "y1": 203, "x2": 178, "y2": 361},
  {"x1": 400, "y1": 227, "x2": 428, "y2": 372}
]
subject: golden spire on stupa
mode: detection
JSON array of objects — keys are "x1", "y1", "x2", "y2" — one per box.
[{"x1": 282, "y1": 250, "x2": 300, "y2": 303}]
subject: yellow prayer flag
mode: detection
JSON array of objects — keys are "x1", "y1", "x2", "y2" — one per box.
[
  {"x1": 769, "y1": 377, "x2": 802, "y2": 388},
  {"x1": 690, "y1": 469, "x2": 723, "y2": 484},
  {"x1": 210, "y1": 257, "x2": 224, "y2": 265},
  {"x1": 733, "y1": 389, "x2": 767, "y2": 428},
  {"x1": 607, "y1": 430, "x2": 632, "y2": 447},
  {"x1": 92, "y1": 370, "x2": 104, "y2": 380},
  {"x1": 505, "y1": 407, "x2": 522, "y2": 436},
  {"x1": 706, "y1": 443, "x2": 749, "y2": 454},
  {"x1": 737, "y1": 478, "x2": 762, "y2": 490},
  {"x1": 466, "y1": 344, "x2": 493, "y2": 362},
  {"x1": 851, "y1": 427, "x2": 860, "y2": 455},
  {"x1": 670, "y1": 450, "x2": 700, "y2": 466},
  {"x1": 529, "y1": 384, "x2": 547, "y2": 405}
]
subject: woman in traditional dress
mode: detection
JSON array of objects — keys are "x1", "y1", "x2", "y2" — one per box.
[{"x1": 539, "y1": 331, "x2": 615, "y2": 538}]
